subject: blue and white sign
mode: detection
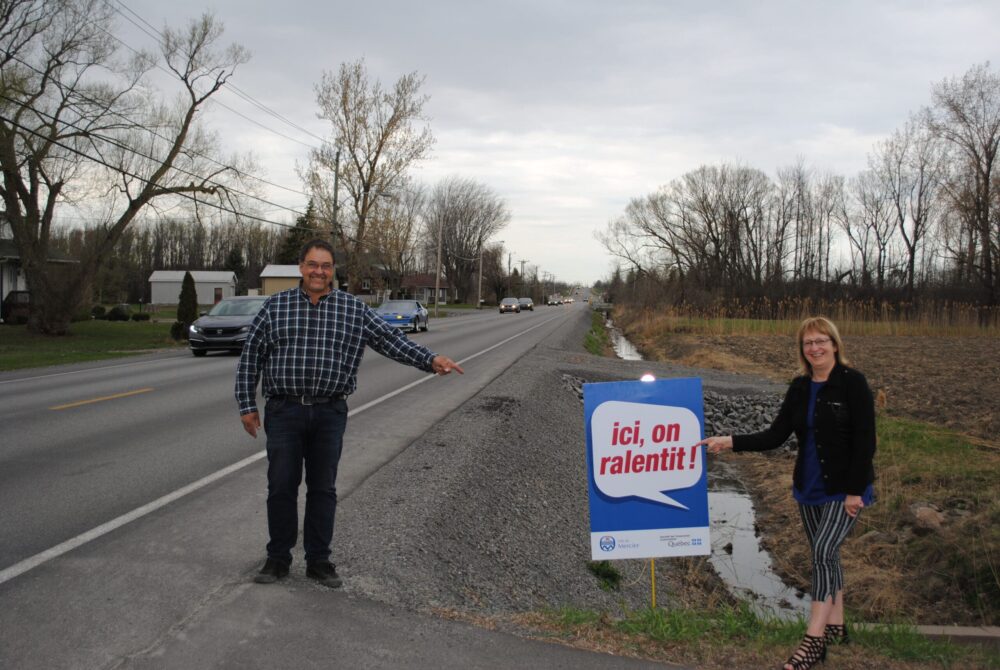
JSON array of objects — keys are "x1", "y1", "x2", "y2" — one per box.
[{"x1": 584, "y1": 378, "x2": 710, "y2": 559}]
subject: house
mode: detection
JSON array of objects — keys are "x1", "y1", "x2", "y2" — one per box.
[
  {"x1": 0, "y1": 238, "x2": 26, "y2": 307},
  {"x1": 1, "y1": 220, "x2": 78, "y2": 322},
  {"x1": 148, "y1": 271, "x2": 236, "y2": 305},
  {"x1": 400, "y1": 273, "x2": 453, "y2": 305}
]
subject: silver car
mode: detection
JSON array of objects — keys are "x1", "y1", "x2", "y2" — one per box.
[{"x1": 188, "y1": 296, "x2": 268, "y2": 357}]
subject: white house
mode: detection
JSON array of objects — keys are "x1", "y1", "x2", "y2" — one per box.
[{"x1": 148, "y1": 270, "x2": 236, "y2": 305}]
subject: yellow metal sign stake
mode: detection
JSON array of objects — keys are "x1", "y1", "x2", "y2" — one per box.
[{"x1": 650, "y1": 559, "x2": 657, "y2": 608}]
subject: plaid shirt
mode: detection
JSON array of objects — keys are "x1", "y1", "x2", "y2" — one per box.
[{"x1": 235, "y1": 287, "x2": 437, "y2": 415}]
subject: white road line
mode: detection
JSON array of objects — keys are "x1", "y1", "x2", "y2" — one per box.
[
  {"x1": 0, "y1": 352, "x2": 190, "y2": 385},
  {"x1": 0, "y1": 313, "x2": 566, "y2": 585}
]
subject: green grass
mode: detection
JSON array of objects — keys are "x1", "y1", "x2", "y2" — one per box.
[
  {"x1": 870, "y1": 416, "x2": 1000, "y2": 623},
  {"x1": 584, "y1": 311, "x2": 611, "y2": 355},
  {"x1": 0, "y1": 320, "x2": 184, "y2": 370},
  {"x1": 540, "y1": 604, "x2": 1000, "y2": 668},
  {"x1": 587, "y1": 560, "x2": 623, "y2": 591}
]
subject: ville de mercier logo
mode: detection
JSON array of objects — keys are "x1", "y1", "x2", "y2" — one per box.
[{"x1": 599, "y1": 536, "x2": 616, "y2": 552}]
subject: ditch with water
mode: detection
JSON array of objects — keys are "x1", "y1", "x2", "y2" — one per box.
[{"x1": 605, "y1": 318, "x2": 809, "y2": 620}]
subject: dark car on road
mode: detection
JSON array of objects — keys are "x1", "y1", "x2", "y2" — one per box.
[
  {"x1": 518, "y1": 297, "x2": 534, "y2": 311},
  {"x1": 188, "y1": 296, "x2": 268, "y2": 356},
  {"x1": 499, "y1": 297, "x2": 520, "y2": 314},
  {"x1": 375, "y1": 300, "x2": 429, "y2": 333}
]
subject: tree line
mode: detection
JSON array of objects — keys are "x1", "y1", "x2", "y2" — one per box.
[
  {"x1": 0, "y1": 1, "x2": 522, "y2": 333},
  {"x1": 45, "y1": 172, "x2": 576, "y2": 309},
  {"x1": 598, "y1": 63, "x2": 1000, "y2": 323}
]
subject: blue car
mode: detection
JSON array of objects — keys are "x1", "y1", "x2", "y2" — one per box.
[{"x1": 375, "y1": 300, "x2": 429, "y2": 333}]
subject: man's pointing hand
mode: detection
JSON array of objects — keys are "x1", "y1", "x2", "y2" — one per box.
[{"x1": 432, "y1": 355, "x2": 464, "y2": 376}]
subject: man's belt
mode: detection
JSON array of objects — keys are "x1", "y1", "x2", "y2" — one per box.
[{"x1": 271, "y1": 393, "x2": 346, "y2": 405}]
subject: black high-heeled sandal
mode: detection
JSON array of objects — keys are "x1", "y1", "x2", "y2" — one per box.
[
  {"x1": 824, "y1": 623, "x2": 849, "y2": 645},
  {"x1": 782, "y1": 633, "x2": 826, "y2": 670}
]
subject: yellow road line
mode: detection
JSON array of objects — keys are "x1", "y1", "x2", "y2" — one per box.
[{"x1": 49, "y1": 387, "x2": 155, "y2": 411}]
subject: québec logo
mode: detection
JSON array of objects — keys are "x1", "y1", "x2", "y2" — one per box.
[
  {"x1": 692, "y1": 538, "x2": 702, "y2": 546},
  {"x1": 599, "y1": 536, "x2": 616, "y2": 552}
]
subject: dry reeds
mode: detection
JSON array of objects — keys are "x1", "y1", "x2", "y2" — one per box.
[{"x1": 621, "y1": 298, "x2": 1000, "y2": 337}]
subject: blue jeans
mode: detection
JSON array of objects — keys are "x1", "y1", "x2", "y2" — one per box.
[{"x1": 263, "y1": 397, "x2": 348, "y2": 564}]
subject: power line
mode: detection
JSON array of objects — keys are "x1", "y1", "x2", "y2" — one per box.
[
  {"x1": 0, "y1": 91, "x2": 309, "y2": 221},
  {"x1": 3, "y1": 50, "x2": 313, "y2": 200},
  {"x1": 0, "y1": 109, "x2": 303, "y2": 231},
  {"x1": 94, "y1": 15, "x2": 319, "y2": 151},
  {"x1": 110, "y1": 0, "x2": 330, "y2": 146},
  {"x1": 0, "y1": 111, "x2": 416, "y2": 254},
  {"x1": 112, "y1": 1, "x2": 328, "y2": 144}
]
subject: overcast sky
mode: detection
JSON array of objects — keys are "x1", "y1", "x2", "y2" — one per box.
[{"x1": 124, "y1": 0, "x2": 999, "y2": 285}]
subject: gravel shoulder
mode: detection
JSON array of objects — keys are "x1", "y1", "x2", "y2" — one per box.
[{"x1": 333, "y1": 310, "x2": 785, "y2": 618}]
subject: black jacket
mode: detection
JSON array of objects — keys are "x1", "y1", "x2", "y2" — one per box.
[{"x1": 732, "y1": 363, "x2": 876, "y2": 496}]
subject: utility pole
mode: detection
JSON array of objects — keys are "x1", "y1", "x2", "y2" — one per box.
[
  {"x1": 330, "y1": 146, "x2": 341, "y2": 290},
  {"x1": 433, "y1": 216, "x2": 443, "y2": 318},
  {"x1": 477, "y1": 247, "x2": 483, "y2": 309},
  {"x1": 507, "y1": 252, "x2": 513, "y2": 297},
  {"x1": 519, "y1": 259, "x2": 529, "y2": 296},
  {"x1": 478, "y1": 239, "x2": 502, "y2": 309},
  {"x1": 330, "y1": 147, "x2": 341, "y2": 244}
]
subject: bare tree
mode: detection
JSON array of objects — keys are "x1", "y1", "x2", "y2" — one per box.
[
  {"x1": 422, "y1": 177, "x2": 509, "y2": 303},
  {"x1": 304, "y1": 59, "x2": 434, "y2": 294},
  {"x1": 924, "y1": 62, "x2": 1000, "y2": 306},
  {"x1": 871, "y1": 116, "x2": 946, "y2": 299},
  {"x1": 0, "y1": 0, "x2": 250, "y2": 333},
  {"x1": 482, "y1": 243, "x2": 507, "y2": 304},
  {"x1": 599, "y1": 164, "x2": 779, "y2": 299},
  {"x1": 844, "y1": 170, "x2": 896, "y2": 291},
  {"x1": 367, "y1": 184, "x2": 425, "y2": 298}
]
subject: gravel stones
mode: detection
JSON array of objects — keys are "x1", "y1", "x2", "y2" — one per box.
[{"x1": 334, "y1": 310, "x2": 791, "y2": 617}]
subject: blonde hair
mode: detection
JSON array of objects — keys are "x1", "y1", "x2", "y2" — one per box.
[{"x1": 796, "y1": 316, "x2": 850, "y2": 375}]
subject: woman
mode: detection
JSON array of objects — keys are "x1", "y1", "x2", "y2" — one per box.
[{"x1": 698, "y1": 316, "x2": 875, "y2": 670}]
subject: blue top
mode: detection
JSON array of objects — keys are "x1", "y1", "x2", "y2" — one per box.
[{"x1": 794, "y1": 381, "x2": 874, "y2": 506}]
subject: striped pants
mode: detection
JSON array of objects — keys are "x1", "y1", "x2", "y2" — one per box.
[{"x1": 799, "y1": 501, "x2": 860, "y2": 603}]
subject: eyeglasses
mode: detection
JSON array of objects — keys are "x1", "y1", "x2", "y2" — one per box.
[
  {"x1": 802, "y1": 337, "x2": 831, "y2": 348},
  {"x1": 303, "y1": 261, "x2": 334, "y2": 272}
]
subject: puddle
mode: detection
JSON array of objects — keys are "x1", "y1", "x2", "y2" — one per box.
[
  {"x1": 605, "y1": 319, "x2": 643, "y2": 360},
  {"x1": 605, "y1": 327, "x2": 808, "y2": 620},
  {"x1": 708, "y1": 463, "x2": 809, "y2": 620}
]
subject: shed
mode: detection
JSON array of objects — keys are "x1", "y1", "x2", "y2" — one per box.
[
  {"x1": 148, "y1": 270, "x2": 236, "y2": 305},
  {"x1": 259, "y1": 263, "x2": 352, "y2": 296},
  {"x1": 259, "y1": 265, "x2": 303, "y2": 296}
]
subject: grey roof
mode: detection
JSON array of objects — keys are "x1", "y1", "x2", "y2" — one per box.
[
  {"x1": 148, "y1": 270, "x2": 236, "y2": 283},
  {"x1": 0, "y1": 238, "x2": 77, "y2": 263}
]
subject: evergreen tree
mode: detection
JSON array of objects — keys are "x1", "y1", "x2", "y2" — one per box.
[
  {"x1": 177, "y1": 271, "x2": 199, "y2": 327},
  {"x1": 277, "y1": 201, "x2": 322, "y2": 264}
]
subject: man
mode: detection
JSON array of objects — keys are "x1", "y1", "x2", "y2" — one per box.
[{"x1": 236, "y1": 239, "x2": 463, "y2": 588}]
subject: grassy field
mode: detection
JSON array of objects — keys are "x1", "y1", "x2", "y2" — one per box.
[{"x1": 0, "y1": 321, "x2": 183, "y2": 370}]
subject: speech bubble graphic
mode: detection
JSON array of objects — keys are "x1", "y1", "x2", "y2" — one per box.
[{"x1": 591, "y1": 400, "x2": 702, "y2": 509}]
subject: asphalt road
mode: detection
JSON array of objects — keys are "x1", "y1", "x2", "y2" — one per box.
[
  {"x1": 0, "y1": 303, "x2": 685, "y2": 670},
  {"x1": 0, "y1": 306, "x2": 569, "y2": 570}
]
